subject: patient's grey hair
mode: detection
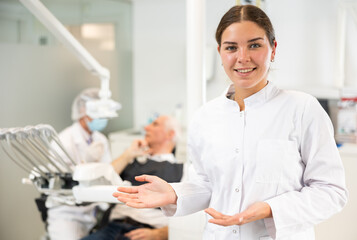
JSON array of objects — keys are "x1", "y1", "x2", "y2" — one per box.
[{"x1": 163, "y1": 115, "x2": 181, "y2": 144}]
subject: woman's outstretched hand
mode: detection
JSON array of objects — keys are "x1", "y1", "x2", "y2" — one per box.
[
  {"x1": 205, "y1": 202, "x2": 272, "y2": 226},
  {"x1": 113, "y1": 175, "x2": 177, "y2": 208}
]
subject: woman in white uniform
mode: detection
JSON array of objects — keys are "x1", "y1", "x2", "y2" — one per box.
[
  {"x1": 113, "y1": 5, "x2": 348, "y2": 240},
  {"x1": 47, "y1": 88, "x2": 112, "y2": 240}
]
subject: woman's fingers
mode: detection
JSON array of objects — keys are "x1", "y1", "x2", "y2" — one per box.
[
  {"x1": 116, "y1": 194, "x2": 146, "y2": 207},
  {"x1": 205, "y1": 208, "x2": 225, "y2": 219},
  {"x1": 135, "y1": 174, "x2": 157, "y2": 183},
  {"x1": 208, "y1": 216, "x2": 242, "y2": 226},
  {"x1": 116, "y1": 196, "x2": 133, "y2": 203},
  {"x1": 116, "y1": 186, "x2": 139, "y2": 193},
  {"x1": 208, "y1": 218, "x2": 229, "y2": 226},
  {"x1": 113, "y1": 192, "x2": 138, "y2": 199},
  {"x1": 118, "y1": 197, "x2": 141, "y2": 204},
  {"x1": 205, "y1": 208, "x2": 244, "y2": 226},
  {"x1": 126, "y1": 201, "x2": 149, "y2": 209}
]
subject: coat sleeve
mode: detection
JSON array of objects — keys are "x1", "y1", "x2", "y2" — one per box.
[
  {"x1": 264, "y1": 97, "x2": 348, "y2": 239},
  {"x1": 162, "y1": 113, "x2": 212, "y2": 217}
]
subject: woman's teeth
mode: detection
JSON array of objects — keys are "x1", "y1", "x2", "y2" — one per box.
[{"x1": 236, "y1": 68, "x2": 254, "y2": 73}]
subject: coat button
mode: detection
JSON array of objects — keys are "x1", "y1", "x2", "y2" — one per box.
[
  {"x1": 233, "y1": 229, "x2": 237, "y2": 234},
  {"x1": 235, "y1": 148, "x2": 239, "y2": 153},
  {"x1": 235, "y1": 188, "x2": 240, "y2": 192}
]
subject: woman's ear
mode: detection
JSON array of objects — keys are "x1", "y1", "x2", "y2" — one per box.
[{"x1": 271, "y1": 40, "x2": 277, "y2": 61}]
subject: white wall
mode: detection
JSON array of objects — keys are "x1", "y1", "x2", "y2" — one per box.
[
  {"x1": 132, "y1": 0, "x2": 186, "y2": 128},
  {"x1": 266, "y1": 0, "x2": 357, "y2": 97}
]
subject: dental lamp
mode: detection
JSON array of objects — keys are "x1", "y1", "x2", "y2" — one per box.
[{"x1": 19, "y1": 0, "x2": 121, "y2": 119}]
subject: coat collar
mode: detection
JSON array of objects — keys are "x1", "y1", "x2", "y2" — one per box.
[{"x1": 223, "y1": 81, "x2": 280, "y2": 110}]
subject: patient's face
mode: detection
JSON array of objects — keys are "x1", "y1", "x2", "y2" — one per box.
[{"x1": 144, "y1": 116, "x2": 169, "y2": 147}]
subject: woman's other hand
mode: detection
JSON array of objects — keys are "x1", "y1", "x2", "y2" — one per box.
[{"x1": 205, "y1": 201, "x2": 272, "y2": 226}]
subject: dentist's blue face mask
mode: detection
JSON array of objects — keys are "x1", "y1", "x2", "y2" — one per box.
[{"x1": 87, "y1": 118, "x2": 108, "y2": 132}]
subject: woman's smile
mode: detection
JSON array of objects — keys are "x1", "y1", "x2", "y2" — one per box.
[{"x1": 234, "y1": 67, "x2": 257, "y2": 77}]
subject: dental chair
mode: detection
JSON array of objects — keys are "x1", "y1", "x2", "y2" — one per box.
[{"x1": 0, "y1": 124, "x2": 128, "y2": 238}]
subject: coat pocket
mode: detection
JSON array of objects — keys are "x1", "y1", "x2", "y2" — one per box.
[{"x1": 255, "y1": 139, "x2": 299, "y2": 183}]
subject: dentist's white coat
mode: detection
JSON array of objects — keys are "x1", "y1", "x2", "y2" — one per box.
[{"x1": 163, "y1": 82, "x2": 348, "y2": 240}]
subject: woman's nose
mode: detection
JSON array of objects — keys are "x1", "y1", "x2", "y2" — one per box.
[{"x1": 237, "y1": 48, "x2": 250, "y2": 63}]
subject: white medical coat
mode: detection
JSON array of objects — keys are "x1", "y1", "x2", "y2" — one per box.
[
  {"x1": 163, "y1": 82, "x2": 348, "y2": 240},
  {"x1": 58, "y1": 122, "x2": 112, "y2": 165},
  {"x1": 47, "y1": 122, "x2": 112, "y2": 240}
]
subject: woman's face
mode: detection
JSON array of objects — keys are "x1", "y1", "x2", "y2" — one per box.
[{"x1": 219, "y1": 21, "x2": 276, "y2": 93}]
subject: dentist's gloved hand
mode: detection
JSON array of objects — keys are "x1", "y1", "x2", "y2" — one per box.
[{"x1": 85, "y1": 141, "x2": 105, "y2": 162}]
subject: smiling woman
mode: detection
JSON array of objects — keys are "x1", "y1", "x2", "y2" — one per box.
[
  {"x1": 113, "y1": 5, "x2": 348, "y2": 240},
  {"x1": 218, "y1": 21, "x2": 276, "y2": 106},
  {"x1": 216, "y1": 5, "x2": 277, "y2": 109}
]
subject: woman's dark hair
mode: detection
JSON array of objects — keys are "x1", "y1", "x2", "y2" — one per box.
[{"x1": 215, "y1": 5, "x2": 275, "y2": 47}]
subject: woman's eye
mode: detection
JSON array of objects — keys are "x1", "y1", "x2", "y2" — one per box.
[
  {"x1": 250, "y1": 43, "x2": 261, "y2": 49},
  {"x1": 225, "y1": 46, "x2": 237, "y2": 51}
]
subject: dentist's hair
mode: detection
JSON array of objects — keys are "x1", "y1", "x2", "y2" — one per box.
[
  {"x1": 71, "y1": 88, "x2": 100, "y2": 121},
  {"x1": 215, "y1": 5, "x2": 275, "y2": 47}
]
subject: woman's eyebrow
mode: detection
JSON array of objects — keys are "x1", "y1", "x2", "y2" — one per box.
[
  {"x1": 247, "y1": 37, "x2": 264, "y2": 42},
  {"x1": 222, "y1": 37, "x2": 264, "y2": 45},
  {"x1": 222, "y1": 41, "x2": 237, "y2": 45}
]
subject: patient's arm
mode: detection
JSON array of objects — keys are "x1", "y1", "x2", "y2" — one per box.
[
  {"x1": 111, "y1": 139, "x2": 149, "y2": 174},
  {"x1": 111, "y1": 150, "x2": 132, "y2": 174},
  {"x1": 124, "y1": 226, "x2": 168, "y2": 240}
]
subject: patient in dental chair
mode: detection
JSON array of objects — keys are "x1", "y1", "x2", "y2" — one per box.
[{"x1": 81, "y1": 115, "x2": 183, "y2": 240}]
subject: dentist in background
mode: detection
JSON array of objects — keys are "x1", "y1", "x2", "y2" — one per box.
[{"x1": 47, "y1": 88, "x2": 112, "y2": 240}]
